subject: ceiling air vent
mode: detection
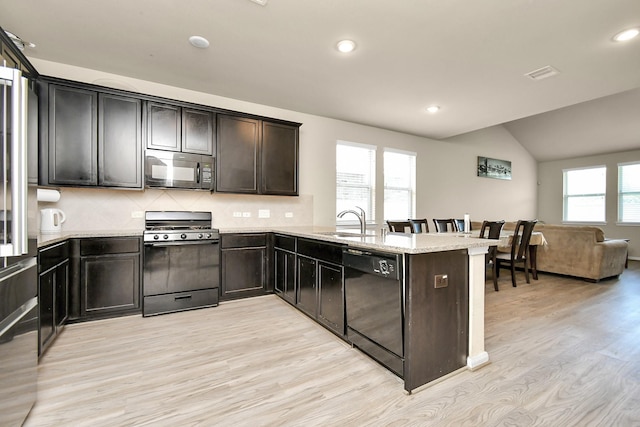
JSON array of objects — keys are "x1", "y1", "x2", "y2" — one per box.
[{"x1": 524, "y1": 65, "x2": 560, "y2": 81}]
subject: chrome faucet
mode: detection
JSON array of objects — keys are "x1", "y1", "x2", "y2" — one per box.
[{"x1": 337, "y1": 206, "x2": 366, "y2": 234}]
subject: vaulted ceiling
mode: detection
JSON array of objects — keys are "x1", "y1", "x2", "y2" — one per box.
[{"x1": 2, "y1": 0, "x2": 639, "y2": 161}]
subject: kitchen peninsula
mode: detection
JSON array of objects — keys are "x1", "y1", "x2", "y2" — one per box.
[{"x1": 270, "y1": 227, "x2": 493, "y2": 393}]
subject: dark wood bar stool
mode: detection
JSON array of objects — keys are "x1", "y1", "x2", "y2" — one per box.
[
  {"x1": 479, "y1": 220, "x2": 505, "y2": 291},
  {"x1": 495, "y1": 220, "x2": 537, "y2": 289}
]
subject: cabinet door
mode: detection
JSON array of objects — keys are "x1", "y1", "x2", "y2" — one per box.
[
  {"x1": 261, "y1": 121, "x2": 299, "y2": 195},
  {"x1": 182, "y1": 108, "x2": 214, "y2": 155},
  {"x1": 81, "y1": 253, "x2": 140, "y2": 318},
  {"x1": 296, "y1": 255, "x2": 317, "y2": 317},
  {"x1": 54, "y1": 261, "x2": 69, "y2": 327},
  {"x1": 275, "y1": 248, "x2": 296, "y2": 305},
  {"x1": 216, "y1": 114, "x2": 260, "y2": 193},
  {"x1": 220, "y1": 247, "x2": 266, "y2": 300},
  {"x1": 98, "y1": 94, "x2": 143, "y2": 188},
  {"x1": 147, "y1": 102, "x2": 181, "y2": 151},
  {"x1": 38, "y1": 270, "x2": 55, "y2": 355},
  {"x1": 48, "y1": 85, "x2": 97, "y2": 185},
  {"x1": 317, "y1": 262, "x2": 344, "y2": 335}
]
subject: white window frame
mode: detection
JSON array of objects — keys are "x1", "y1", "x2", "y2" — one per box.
[
  {"x1": 383, "y1": 148, "x2": 416, "y2": 220},
  {"x1": 617, "y1": 161, "x2": 640, "y2": 225},
  {"x1": 562, "y1": 165, "x2": 606, "y2": 224},
  {"x1": 336, "y1": 140, "x2": 376, "y2": 225}
]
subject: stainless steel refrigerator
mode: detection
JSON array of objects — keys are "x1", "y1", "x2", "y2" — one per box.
[{"x1": 0, "y1": 65, "x2": 39, "y2": 426}]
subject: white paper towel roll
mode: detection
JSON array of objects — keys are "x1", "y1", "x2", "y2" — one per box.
[{"x1": 37, "y1": 188, "x2": 61, "y2": 203}]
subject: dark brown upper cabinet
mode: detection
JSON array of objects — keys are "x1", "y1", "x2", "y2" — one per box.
[
  {"x1": 216, "y1": 114, "x2": 299, "y2": 196},
  {"x1": 146, "y1": 102, "x2": 214, "y2": 155},
  {"x1": 39, "y1": 82, "x2": 143, "y2": 189},
  {"x1": 216, "y1": 115, "x2": 260, "y2": 193},
  {"x1": 261, "y1": 121, "x2": 299, "y2": 195},
  {"x1": 98, "y1": 94, "x2": 143, "y2": 188}
]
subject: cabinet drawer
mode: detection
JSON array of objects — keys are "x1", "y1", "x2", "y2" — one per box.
[
  {"x1": 80, "y1": 237, "x2": 140, "y2": 256},
  {"x1": 39, "y1": 241, "x2": 70, "y2": 271},
  {"x1": 143, "y1": 288, "x2": 219, "y2": 317},
  {"x1": 297, "y1": 238, "x2": 344, "y2": 265},
  {"x1": 221, "y1": 233, "x2": 267, "y2": 249},
  {"x1": 274, "y1": 234, "x2": 296, "y2": 251}
]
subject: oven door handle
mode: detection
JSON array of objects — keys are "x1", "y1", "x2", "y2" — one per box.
[{"x1": 145, "y1": 240, "x2": 219, "y2": 247}]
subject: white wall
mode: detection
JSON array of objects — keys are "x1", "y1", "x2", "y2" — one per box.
[
  {"x1": 538, "y1": 149, "x2": 640, "y2": 258},
  {"x1": 32, "y1": 58, "x2": 538, "y2": 231}
]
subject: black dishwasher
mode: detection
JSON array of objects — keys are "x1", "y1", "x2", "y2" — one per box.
[{"x1": 343, "y1": 248, "x2": 404, "y2": 377}]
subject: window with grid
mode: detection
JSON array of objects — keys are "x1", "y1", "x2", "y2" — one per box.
[
  {"x1": 563, "y1": 166, "x2": 606, "y2": 222},
  {"x1": 336, "y1": 141, "x2": 376, "y2": 223},
  {"x1": 384, "y1": 149, "x2": 416, "y2": 220},
  {"x1": 618, "y1": 162, "x2": 640, "y2": 223}
]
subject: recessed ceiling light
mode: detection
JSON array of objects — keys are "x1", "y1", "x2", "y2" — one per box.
[
  {"x1": 613, "y1": 28, "x2": 640, "y2": 42},
  {"x1": 336, "y1": 40, "x2": 356, "y2": 53},
  {"x1": 426, "y1": 105, "x2": 440, "y2": 113},
  {"x1": 189, "y1": 35, "x2": 210, "y2": 49}
]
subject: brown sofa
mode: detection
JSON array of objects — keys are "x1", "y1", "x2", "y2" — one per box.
[{"x1": 477, "y1": 221, "x2": 628, "y2": 282}]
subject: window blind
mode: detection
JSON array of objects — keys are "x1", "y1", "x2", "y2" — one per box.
[{"x1": 618, "y1": 162, "x2": 640, "y2": 223}]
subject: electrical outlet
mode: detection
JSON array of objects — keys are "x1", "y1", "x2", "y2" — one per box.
[
  {"x1": 233, "y1": 212, "x2": 242, "y2": 218},
  {"x1": 258, "y1": 209, "x2": 270, "y2": 218},
  {"x1": 285, "y1": 212, "x2": 294, "y2": 218},
  {"x1": 434, "y1": 274, "x2": 448, "y2": 289},
  {"x1": 131, "y1": 211, "x2": 144, "y2": 219},
  {"x1": 242, "y1": 212, "x2": 251, "y2": 218}
]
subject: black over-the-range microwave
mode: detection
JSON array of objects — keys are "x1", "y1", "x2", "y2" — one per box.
[{"x1": 145, "y1": 149, "x2": 214, "y2": 190}]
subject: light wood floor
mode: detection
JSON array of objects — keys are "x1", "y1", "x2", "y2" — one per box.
[{"x1": 25, "y1": 262, "x2": 640, "y2": 426}]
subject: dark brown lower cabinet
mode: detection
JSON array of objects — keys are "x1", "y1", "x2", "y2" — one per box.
[
  {"x1": 274, "y1": 234, "x2": 296, "y2": 304},
  {"x1": 220, "y1": 233, "x2": 270, "y2": 300},
  {"x1": 70, "y1": 237, "x2": 141, "y2": 321},
  {"x1": 38, "y1": 241, "x2": 69, "y2": 356},
  {"x1": 294, "y1": 238, "x2": 345, "y2": 337}
]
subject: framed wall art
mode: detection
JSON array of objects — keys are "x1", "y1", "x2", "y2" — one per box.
[{"x1": 477, "y1": 156, "x2": 512, "y2": 180}]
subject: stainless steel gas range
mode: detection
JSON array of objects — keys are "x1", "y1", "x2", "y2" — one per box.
[{"x1": 142, "y1": 211, "x2": 220, "y2": 316}]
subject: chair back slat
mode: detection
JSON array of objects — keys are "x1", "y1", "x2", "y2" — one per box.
[
  {"x1": 433, "y1": 219, "x2": 455, "y2": 233},
  {"x1": 453, "y1": 219, "x2": 472, "y2": 232},
  {"x1": 408, "y1": 219, "x2": 429, "y2": 233},
  {"x1": 511, "y1": 220, "x2": 538, "y2": 260},
  {"x1": 479, "y1": 220, "x2": 505, "y2": 239},
  {"x1": 387, "y1": 220, "x2": 411, "y2": 233}
]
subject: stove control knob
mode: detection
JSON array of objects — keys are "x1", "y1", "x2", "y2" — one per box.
[
  {"x1": 153, "y1": 235, "x2": 159, "y2": 240},
  {"x1": 206, "y1": 233, "x2": 212, "y2": 239},
  {"x1": 198, "y1": 233, "x2": 204, "y2": 239},
  {"x1": 180, "y1": 233, "x2": 187, "y2": 240},
  {"x1": 163, "y1": 234, "x2": 169, "y2": 240}
]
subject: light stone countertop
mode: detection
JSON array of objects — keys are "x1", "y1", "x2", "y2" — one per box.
[
  {"x1": 37, "y1": 229, "x2": 143, "y2": 248},
  {"x1": 220, "y1": 226, "x2": 494, "y2": 254},
  {"x1": 37, "y1": 226, "x2": 494, "y2": 255}
]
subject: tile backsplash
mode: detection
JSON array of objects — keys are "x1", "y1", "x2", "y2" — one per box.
[{"x1": 38, "y1": 188, "x2": 313, "y2": 232}]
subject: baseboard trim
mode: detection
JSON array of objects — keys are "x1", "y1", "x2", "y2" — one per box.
[{"x1": 467, "y1": 352, "x2": 490, "y2": 370}]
